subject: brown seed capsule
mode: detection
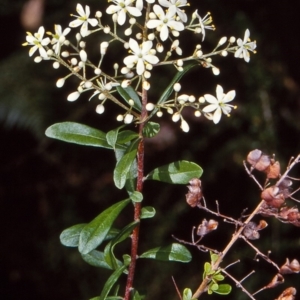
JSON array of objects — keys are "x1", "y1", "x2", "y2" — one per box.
[
  {"x1": 261, "y1": 186, "x2": 285, "y2": 208},
  {"x1": 247, "y1": 149, "x2": 262, "y2": 165},
  {"x1": 280, "y1": 258, "x2": 300, "y2": 274},
  {"x1": 243, "y1": 222, "x2": 260, "y2": 240},
  {"x1": 276, "y1": 287, "x2": 296, "y2": 300},
  {"x1": 197, "y1": 219, "x2": 218, "y2": 236},
  {"x1": 186, "y1": 178, "x2": 203, "y2": 207},
  {"x1": 266, "y1": 161, "x2": 281, "y2": 179},
  {"x1": 266, "y1": 273, "x2": 284, "y2": 289}
]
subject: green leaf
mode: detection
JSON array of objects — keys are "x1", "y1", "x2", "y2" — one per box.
[
  {"x1": 210, "y1": 252, "x2": 219, "y2": 264},
  {"x1": 116, "y1": 86, "x2": 142, "y2": 111},
  {"x1": 45, "y1": 122, "x2": 125, "y2": 149},
  {"x1": 148, "y1": 62, "x2": 198, "y2": 119},
  {"x1": 131, "y1": 290, "x2": 144, "y2": 300},
  {"x1": 60, "y1": 223, "x2": 86, "y2": 247},
  {"x1": 130, "y1": 191, "x2": 143, "y2": 202},
  {"x1": 81, "y1": 249, "x2": 123, "y2": 270},
  {"x1": 204, "y1": 262, "x2": 212, "y2": 274},
  {"x1": 104, "y1": 221, "x2": 139, "y2": 270},
  {"x1": 140, "y1": 243, "x2": 192, "y2": 262},
  {"x1": 213, "y1": 273, "x2": 225, "y2": 281},
  {"x1": 183, "y1": 288, "x2": 193, "y2": 300},
  {"x1": 113, "y1": 139, "x2": 139, "y2": 189},
  {"x1": 99, "y1": 265, "x2": 127, "y2": 300},
  {"x1": 79, "y1": 199, "x2": 130, "y2": 255},
  {"x1": 90, "y1": 297, "x2": 123, "y2": 300},
  {"x1": 146, "y1": 160, "x2": 203, "y2": 184},
  {"x1": 213, "y1": 284, "x2": 232, "y2": 295},
  {"x1": 140, "y1": 206, "x2": 156, "y2": 219},
  {"x1": 142, "y1": 122, "x2": 160, "y2": 138},
  {"x1": 106, "y1": 126, "x2": 125, "y2": 150},
  {"x1": 117, "y1": 130, "x2": 139, "y2": 145}
]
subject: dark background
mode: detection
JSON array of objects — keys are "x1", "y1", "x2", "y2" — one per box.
[{"x1": 1, "y1": 0, "x2": 300, "y2": 299}]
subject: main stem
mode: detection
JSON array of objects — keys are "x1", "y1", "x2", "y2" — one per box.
[{"x1": 124, "y1": 88, "x2": 148, "y2": 300}]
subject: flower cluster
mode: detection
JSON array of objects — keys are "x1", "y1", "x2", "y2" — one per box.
[{"x1": 23, "y1": 1, "x2": 256, "y2": 131}]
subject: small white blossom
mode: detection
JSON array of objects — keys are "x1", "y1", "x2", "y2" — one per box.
[
  {"x1": 23, "y1": 26, "x2": 50, "y2": 58},
  {"x1": 106, "y1": 0, "x2": 142, "y2": 26},
  {"x1": 234, "y1": 29, "x2": 256, "y2": 63},
  {"x1": 48, "y1": 25, "x2": 71, "y2": 55},
  {"x1": 146, "y1": 5, "x2": 184, "y2": 41},
  {"x1": 146, "y1": 103, "x2": 155, "y2": 111},
  {"x1": 195, "y1": 10, "x2": 215, "y2": 41},
  {"x1": 124, "y1": 38, "x2": 159, "y2": 75},
  {"x1": 158, "y1": 0, "x2": 189, "y2": 22},
  {"x1": 202, "y1": 85, "x2": 236, "y2": 124},
  {"x1": 69, "y1": 4, "x2": 98, "y2": 37}
]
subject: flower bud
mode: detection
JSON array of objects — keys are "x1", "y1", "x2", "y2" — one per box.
[
  {"x1": 172, "y1": 112, "x2": 181, "y2": 123},
  {"x1": 67, "y1": 91, "x2": 80, "y2": 102},
  {"x1": 56, "y1": 78, "x2": 65, "y2": 88},
  {"x1": 212, "y1": 67, "x2": 220, "y2": 75},
  {"x1": 173, "y1": 83, "x2": 181, "y2": 92},
  {"x1": 156, "y1": 111, "x2": 163, "y2": 117},
  {"x1": 181, "y1": 119, "x2": 189, "y2": 132},
  {"x1": 124, "y1": 113, "x2": 134, "y2": 124},
  {"x1": 34, "y1": 56, "x2": 43, "y2": 63},
  {"x1": 95, "y1": 11, "x2": 102, "y2": 18},
  {"x1": 218, "y1": 36, "x2": 227, "y2": 45},
  {"x1": 146, "y1": 103, "x2": 155, "y2": 111},
  {"x1": 96, "y1": 104, "x2": 105, "y2": 114},
  {"x1": 79, "y1": 50, "x2": 87, "y2": 62},
  {"x1": 116, "y1": 114, "x2": 124, "y2": 122},
  {"x1": 125, "y1": 28, "x2": 132, "y2": 36}
]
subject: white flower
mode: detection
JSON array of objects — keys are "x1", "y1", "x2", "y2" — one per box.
[
  {"x1": 69, "y1": 4, "x2": 98, "y2": 37},
  {"x1": 48, "y1": 25, "x2": 71, "y2": 55},
  {"x1": 124, "y1": 38, "x2": 159, "y2": 75},
  {"x1": 234, "y1": 29, "x2": 256, "y2": 63},
  {"x1": 158, "y1": 0, "x2": 189, "y2": 22},
  {"x1": 23, "y1": 26, "x2": 50, "y2": 58},
  {"x1": 202, "y1": 85, "x2": 236, "y2": 124},
  {"x1": 195, "y1": 10, "x2": 215, "y2": 41},
  {"x1": 106, "y1": 0, "x2": 142, "y2": 26},
  {"x1": 136, "y1": 0, "x2": 155, "y2": 10},
  {"x1": 146, "y1": 5, "x2": 184, "y2": 41}
]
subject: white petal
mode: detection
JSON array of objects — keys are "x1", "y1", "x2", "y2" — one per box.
[
  {"x1": 216, "y1": 85, "x2": 224, "y2": 101},
  {"x1": 136, "y1": 0, "x2": 143, "y2": 10},
  {"x1": 76, "y1": 4, "x2": 85, "y2": 17},
  {"x1": 168, "y1": 20, "x2": 184, "y2": 31},
  {"x1": 212, "y1": 108, "x2": 222, "y2": 124},
  {"x1": 177, "y1": 10, "x2": 187, "y2": 22},
  {"x1": 204, "y1": 94, "x2": 218, "y2": 104},
  {"x1": 144, "y1": 54, "x2": 159, "y2": 64},
  {"x1": 84, "y1": 5, "x2": 91, "y2": 18},
  {"x1": 136, "y1": 59, "x2": 145, "y2": 75},
  {"x1": 127, "y1": 6, "x2": 142, "y2": 17},
  {"x1": 223, "y1": 90, "x2": 236, "y2": 103},
  {"x1": 160, "y1": 25, "x2": 169, "y2": 41},
  {"x1": 141, "y1": 40, "x2": 153, "y2": 53},
  {"x1": 117, "y1": 10, "x2": 126, "y2": 25},
  {"x1": 69, "y1": 19, "x2": 84, "y2": 28},
  {"x1": 37, "y1": 26, "x2": 45, "y2": 38},
  {"x1": 129, "y1": 38, "x2": 140, "y2": 53},
  {"x1": 124, "y1": 55, "x2": 137, "y2": 66},
  {"x1": 88, "y1": 18, "x2": 98, "y2": 27},
  {"x1": 202, "y1": 104, "x2": 218, "y2": 113},
  {"x1": 158, "y1": 0, "x2": 170, "y2": 7},
  {"x1": 243, "y1": 29, "x2": 250, "y2": 43},
  {"x1": 146, "y1": 19, "x2": 161, "y2": 29},
  {"x1": 106, "y1": 5, "x2": 120, "y2": 14},
  {"x1": 153, "y1": 4, "x2": 165, "y2": 17}
]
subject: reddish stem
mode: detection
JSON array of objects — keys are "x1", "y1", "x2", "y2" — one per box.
[{"x1": 124, "y1": 88, "x2": 148, "y2": 300}]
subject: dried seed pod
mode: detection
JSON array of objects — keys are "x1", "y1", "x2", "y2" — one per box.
[
  {"x1": 266, "y1": 161, "x2": 281, "y2": 179},
  {"x1": 186, "y1": 178, "x2": 203, "y2": 207},
  {"x1": 247, "y1": 149, "x2": 272, "y2": 172},
  {"x1": 243, "y1": 222, "x2": 260, "y2": 240},
  {"x1": 197, "y1": 219, "x2": 218, "y2": 236},
  {"x1": 256, "y1": 219, "x2": 268, "y2": 230},
  {"x1": 266, "y1": 273, "x2": 284, "y2": 289},
  {"x1": 247, "y1": 149, "x2": 262, "y2": 165},
  {"x1": 261, "y1": 186, "x2": 285, "y2": 208},
  {"x1": 280, "y1": 258, "x2": 300, "y2": 274},
  {"x1": 276, "y1": 287, "x2": 296, "y2": 300}
]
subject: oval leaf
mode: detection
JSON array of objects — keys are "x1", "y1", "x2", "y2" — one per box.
[
  {"x1": 116, "y1": 86, "x2": 142, "y2": 111},
  {"x1": 106, "y1": 125, "x2": 125, "y2": 149},
  {"x1": 130, "y1": 191, "x2": 143, "y2": 203},
  {"x1": 113, "y1": 139, "x2": 139, "y2": 189},
  {"x1": 141, "y1": 206, "x2": 156, "y2": 219},
  {"x1": 79, "y1": 199, "x2": 130, "y2": 255},
  {"x1": 99, "y1": 265, "x2": 127, "y2": 300},
  {"x1": 45, "y1": 122, "x2": 125, "y2": 149},
  {"x1": 146, "y1": 161, "x2": 203, "y2": 184},
  {"x1": 183, "y1": 288, "x2": 193, "y2": 300},
  {"x1": 117, "y1": 130, "x2": 139, "y2": 145},
  {"x1": 140, "y1": 243, "x2": 192, "y2": 262},
  {"x1": 81, "y1": 249, "x2": 123, "y2": 270},
  {"x1": 142, "y1": 122, "x2": 160, "y2": 138},
  {"x1": 214, "y1": 284, "x2": 232, "y2": 295},
  {"x1": 60, "y1": 223, "x2": 86, "y2": 247}
]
